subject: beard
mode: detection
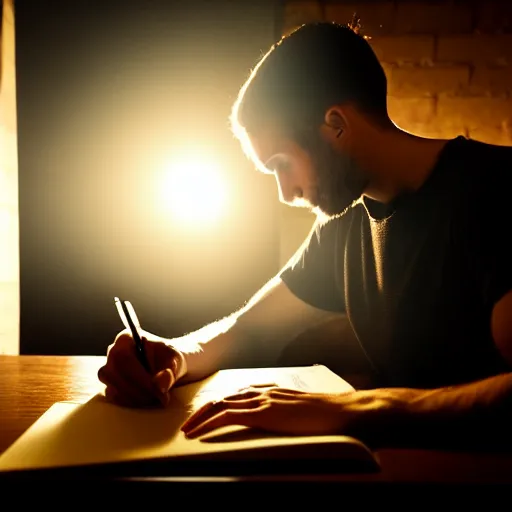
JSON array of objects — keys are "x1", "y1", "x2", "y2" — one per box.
[{"x1": 296, "y1": 129, "x2": 370, "y2": 218}]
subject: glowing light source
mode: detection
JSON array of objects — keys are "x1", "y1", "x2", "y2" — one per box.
[{"x1": 160, "y1": 155, "x2": 227, "y2": 226}]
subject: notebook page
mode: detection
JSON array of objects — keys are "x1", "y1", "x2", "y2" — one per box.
[{"x1": 176, "y1": 364, "x2": 355, "y2": 409}]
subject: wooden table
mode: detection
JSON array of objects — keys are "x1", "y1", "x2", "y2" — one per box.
[
  {"x1": 1, "y1": 355, "x2": 512, "y2": 496},
  {"x1": 0, "y1": 355, "x2": 106, "y2": 455}
]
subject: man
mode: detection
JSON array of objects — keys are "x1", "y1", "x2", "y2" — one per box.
[{"x1": 98, "y1": 23, "x2": 512, "y2": 449}]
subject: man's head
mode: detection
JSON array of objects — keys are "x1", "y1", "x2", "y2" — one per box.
[{"x1": 230, "y1": 22, "x2": 391, "y2": 217}]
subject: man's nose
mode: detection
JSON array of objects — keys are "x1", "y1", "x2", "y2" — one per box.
[{"x1": 275, "y1": 173, "x2": 303, "y2": 204}]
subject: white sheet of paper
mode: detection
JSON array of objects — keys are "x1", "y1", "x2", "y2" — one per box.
[{"x1": 180, "y1": 364, "x2": 355, "y2": 409}]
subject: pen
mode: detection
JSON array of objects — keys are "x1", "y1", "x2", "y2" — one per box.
[{"x1": 114, "y1": 297, "x2": 151, "y2": 373}]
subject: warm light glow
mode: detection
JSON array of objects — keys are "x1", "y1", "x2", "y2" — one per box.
[{"x1": 160, "y1": 155, "x2": 227, "y2": 226}]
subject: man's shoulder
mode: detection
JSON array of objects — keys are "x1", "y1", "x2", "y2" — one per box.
[
  {"x1": 443, "y1": 137, "x2": 512, "y2": 193},
  {"x1": 449, "y1": 138, "x2": 512, "y2": 229},
  {"x1": 459, "y1": 137, "x2": 512, "y2": 171}
]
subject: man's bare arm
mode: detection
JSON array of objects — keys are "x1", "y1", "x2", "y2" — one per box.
[
  {"x1": 350, "y1": 372, "x2": 511, "y2": 450},
  {"x1": 349, "y1": 288, "x2": 512, "y2": 449},
  {"x1": 141, "y1": 275, "x2": 342, "y2": 384},
  {"x1": 178, "y1": 291, "x2": 512, "y2": 451},
  {"x1": 382, "y1": 291, "x2": 512, "y2": 448}
]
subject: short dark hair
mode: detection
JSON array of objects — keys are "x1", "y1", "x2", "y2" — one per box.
[{"x1": 231, "y1": 22, "x2": 388, "y2": 148}]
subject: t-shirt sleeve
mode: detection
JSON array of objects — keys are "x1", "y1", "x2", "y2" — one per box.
[
  {"x1": 279, "y1": 217, "x2": 345, "y2": 313},
  {"x1": 467, "y1": 144, "x2": 512, "y2": 307},
  {"x1": 481, "y1": 175, "x2": 512, "y2": 307},
  {"x1": 482, "y1": 220, "x2": 512, "y2": 307}
]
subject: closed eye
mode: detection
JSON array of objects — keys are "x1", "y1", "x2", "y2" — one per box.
[{"x1": 266, "y1": 155, "x2": 292, "y2": 174}]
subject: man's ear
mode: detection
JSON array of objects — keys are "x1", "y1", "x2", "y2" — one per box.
[{"x1": 323, "y1": 106, "x2": 348, "y2": 141}]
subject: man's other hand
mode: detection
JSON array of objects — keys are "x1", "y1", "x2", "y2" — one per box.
[{"x1": 181, "y1": 386, "x2": 364, "y2": 439}]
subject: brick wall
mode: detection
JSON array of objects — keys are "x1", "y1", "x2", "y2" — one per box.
[
  {"x1": 282, "y1": 0, "x2": 512, "y2": 143},
  {"x1": 278, "y1": 0, "x2": 512, "y2": 267},
  {"x1": 0, "y1": 0, "x2": 19, "y2": 354}
]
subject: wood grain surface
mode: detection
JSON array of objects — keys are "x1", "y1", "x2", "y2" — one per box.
[{"x1": 0, "y1": 355, "x2": 105, "y2": 454}]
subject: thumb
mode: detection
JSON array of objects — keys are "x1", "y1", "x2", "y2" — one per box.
[{"x1": 153, "y1": 368, "x2": 175, "y2": 394}]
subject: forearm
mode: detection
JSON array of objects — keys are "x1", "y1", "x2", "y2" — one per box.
[
  {"x1": 168, "y1": 315, "x2": 251, "y2": 383},
  {"x1": 140, "y1": 278, "x2": 339, "y2": 385},
  {"x1": 158, "y1": 314, "x2": 282, "y2": 384},
  {"x1": 140, "y1": 316, "x2": 245, "y2": 383},
  {"x1": 361, "y1": 372, "x2": 512, "y2": 450}
]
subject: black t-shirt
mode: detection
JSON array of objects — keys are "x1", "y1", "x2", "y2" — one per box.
[{"x1": 280, "y1": 136, "x2": 512, "y2": 388}]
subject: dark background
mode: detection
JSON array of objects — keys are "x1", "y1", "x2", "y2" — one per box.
[{"x1": 16, "y1": 0, "x2": 283, "y2": 355}]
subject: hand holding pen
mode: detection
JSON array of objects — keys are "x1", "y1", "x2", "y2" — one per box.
[{"x1": 96, "y1": 297, "x2": 186, "y2": 408}]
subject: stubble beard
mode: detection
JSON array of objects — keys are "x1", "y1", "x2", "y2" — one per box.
[{"x1": 307, "y1": 135, "x2": 369, "y2": 218}]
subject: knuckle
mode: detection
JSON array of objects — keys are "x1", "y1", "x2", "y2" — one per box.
[
  {"x1": 210, "y1": 400, "x2": 228, "y2": 414},
  {"x1": 170, "y1": 355, "x2": 180, "y2": 375},
  {"x1": 154, "y1": 341, "x2": 177, "y2": 360},
  {"x1": 168, "y1": 345, "x2": 181, "y2": 358},
  {"x1": 104, "y1": 386, "x2": 117, "y2": 402},
  {"x1": 98, "y1": 366, "x2": 119, "y2": 388},
  {"x1": 115, "y1": 331, "x2": 133, "y2": 347},
  {"x1": 97, "y1": 365, "x2": 109, "y2": 384},
  {"x1": 109, "y1": 336, "x2": 135, "y2": 362},
  {"x1": 116, "y1": 327, "x2": 131, "y2": 338},
  {"x1": 153, "y1": 343, "x2": 182, "y2": 372},
  {"x1": 150, "y1": 341, "x2": 168, "y2": 360}
]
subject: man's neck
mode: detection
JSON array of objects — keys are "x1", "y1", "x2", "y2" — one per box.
[{"x1": 358, "y1": 128, "x2": 450, "y2": 204}]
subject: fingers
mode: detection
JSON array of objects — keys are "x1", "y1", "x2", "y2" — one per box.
[
  {"x1": 224, "y1": 383, "x2": 277, "y2": 401},
  {"x1": 181, "y1": 386, "x2": 304, "y2": 431},
  {"x1": 97, "y1": 364, "x2": 108, "y2": 384},
  {"x1": 99, "y1": 362, "x2": 161, "y2": 407},
  {"x1": 110, "y1": 343, "x2": 155, "y2": 392},
  {"x1": 224, "y1": 386, "x2": 304, "y2": 402},
  {"x1": 147, "y1": 339, "x2": 183, "y2": 375},
  {"x1": 181, "y1": 397, "x2": 262, "y2": 435},
  {"x1": 222, "y1": 390, "x2": 261, "y2": 401},
  {"x1": 152, "y1": 368, "x2": 175, "y2": 394},
  {"x1": 267, "y1": 388, "x2": 304, "y2": 398},
  {"x1": 183, "y1": 408, "x2": 262, "y2": 439},
  {"x1": 243, "y1": 383, "x2": 277, "y2": 389},
  {"x1": 180, "y1": 386, "x2": 309, "y2": 438},
  {"x1": 98, "y1": 333, "x2": 171, "y2": 407},
  {"x1": 103, "y1": 384, "x2": 145, "y2": 408}
]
